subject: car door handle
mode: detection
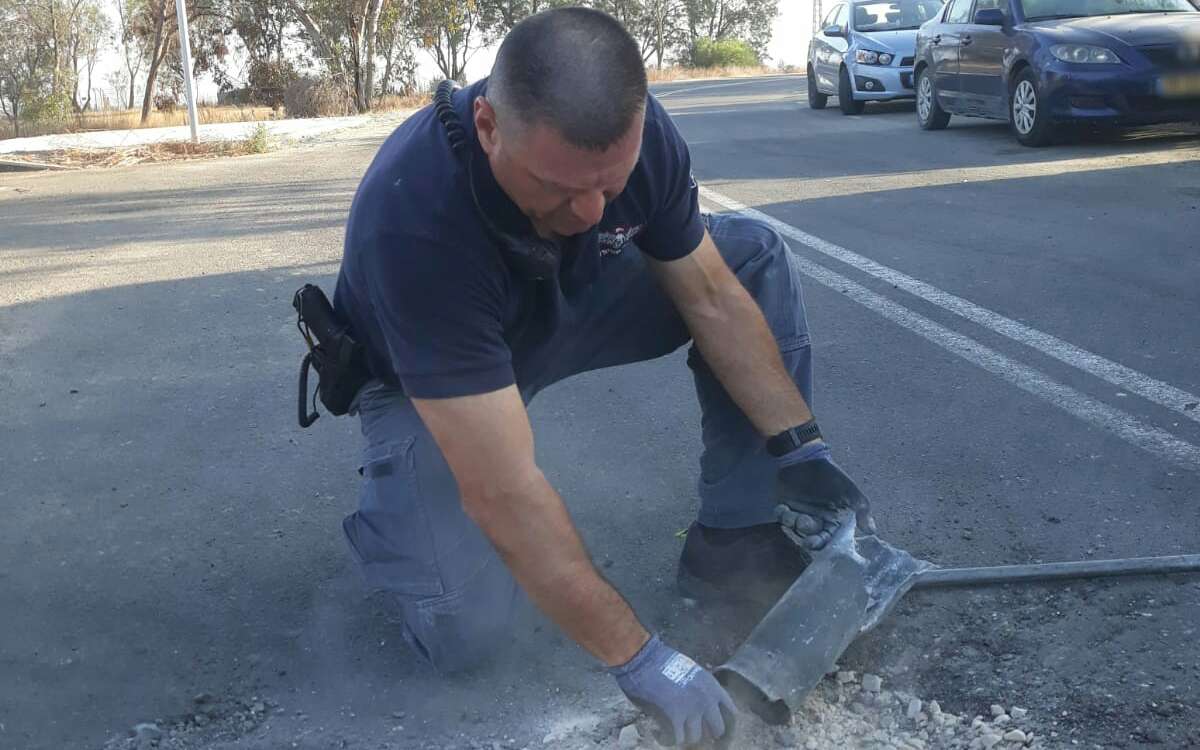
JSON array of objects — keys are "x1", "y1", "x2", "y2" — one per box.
[
  {"x1": 961, "y1": 35, "x2": 973, "y2": 46},
  {"x1": 932, "y1": 34, "x2": 942, "y2": 45}
]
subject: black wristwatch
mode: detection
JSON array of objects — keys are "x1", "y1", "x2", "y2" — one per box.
[{"x1": 766, "y1": 419, "x2": 823, "y2": 457}]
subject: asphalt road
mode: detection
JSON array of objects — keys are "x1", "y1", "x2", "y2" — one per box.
[{"x1": 2, "y1": 75, "x2": 1199, "y2": 750}]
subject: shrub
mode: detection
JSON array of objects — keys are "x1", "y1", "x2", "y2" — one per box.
[
  {"x1": 217, "y1": 86, "x2": 253, "y2": 106},
  {"x1": 687, "y1": 38, "x2": 760, "y2": 68},
  {"x1": 23, "y1": 90, "x2": 74, "y2": 129},
  {"x1": 283, "y1": 77, "x2": 353, "y2": 118},
  {"x1": 244, "y1": 123, "x2": 270, "y2": 153},
  {"x1": 248, "y1": 60, "x2": 298, "y2": 109},
  {"x1": 154, "y1": 93, "x2": 178, "y2": 113}
]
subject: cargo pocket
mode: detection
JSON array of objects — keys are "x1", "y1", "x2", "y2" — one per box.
[{"x1": 342, "y1": 436, "x2": 445, "y2": 598}]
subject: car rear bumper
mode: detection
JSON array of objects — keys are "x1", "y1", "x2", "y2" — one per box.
[
  {"x1": 1039, "y1": 64, "x2": 1200, "y2": 125},
  {"x1": 849, "y1": 62, "x2": 917, "y2": 100}
]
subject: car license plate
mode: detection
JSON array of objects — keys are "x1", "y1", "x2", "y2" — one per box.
[{"x1": 1158, "y1": 73, "x2": 1200, "y2": 99}]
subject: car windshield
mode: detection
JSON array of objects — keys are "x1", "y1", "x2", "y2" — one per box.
[
  {"x1": 851, "y1": 0, "x2": 946, "y2": 30},
  {"x1": 1020, "y1": 0, "x2": 1199, "y2": 20}
]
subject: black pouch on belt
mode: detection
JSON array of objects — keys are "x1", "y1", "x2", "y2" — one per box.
[{"x1": 292, "y1": 283, "x2": 371, "y2": 427}]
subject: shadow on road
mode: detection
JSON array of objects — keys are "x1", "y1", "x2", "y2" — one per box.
[
  {"x1": 0, "y1": 256, "x2": 724, "y2": 750},
  {"x1": 1, "y1": 179, "x2": 357, "y2": 253}
]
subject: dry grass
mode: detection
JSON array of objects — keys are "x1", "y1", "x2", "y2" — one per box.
[
  {"x1": 373, "y1": 93, "x2": 431, "y2": 112},
  {"x1": 0, "y1": 105, "x2": 280, "y2": 141},
  {"x1": 646, "y1": 65, "x2": 793, "y2": 82},
  {"x1": 7, "y1": 138, "x2": 271, "y2": 168},
  {"x1": 0, "y1": 67, "x2": 790, "y2": 141}
]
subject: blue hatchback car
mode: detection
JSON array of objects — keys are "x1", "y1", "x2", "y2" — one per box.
[{"x1": 913, "y1": 0, "x2": 1200, "y2": 145}]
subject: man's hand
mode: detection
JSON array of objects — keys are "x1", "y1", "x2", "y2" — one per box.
[
  {"x1": 774, "y1": 441, "x2": 876, "y2": 550},
  {"x1": 610, "y1": 635, "x2": 736, "y2": 747}
]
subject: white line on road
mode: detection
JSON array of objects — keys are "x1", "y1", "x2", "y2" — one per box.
[
  {"x1": 704, "y1": 147, "x2": 1200, "y2": 202},
  {"x1": 701, "y1": 186, "x2": 1200, "y2": 425},
  {"x1": 655, "y1": 76, "x2": 799, "y2": 99},
  {"x1": 699, "y1": 191, "x2": 1200, "y2": 470}
]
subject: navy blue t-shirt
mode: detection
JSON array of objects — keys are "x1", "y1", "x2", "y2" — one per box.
[{"x1": 333, "y1": 78, "x2": 704, "y2": 399}]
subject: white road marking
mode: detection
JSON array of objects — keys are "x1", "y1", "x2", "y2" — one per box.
[
  {"x1": 670, "y1": 105, "x2": 802, "y2": 117},
  {"x1": 655, "y1": 76, "x2": 799, "y2": 99},
  {"x1": 703, "y1": 147, "x2": 1200, "y2": 202},
  {"x1": 702, "y1": 186, "x2": 1200, "y2": 425},
  {"x1": 699, "y1": 193, "x2": 1200, "y2": 470}
]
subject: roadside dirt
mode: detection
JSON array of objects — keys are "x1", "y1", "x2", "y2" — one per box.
[
  {"x1": 0, "y1": 111, "x2": 414, "y2": 170},
  {"x1": 99, "y1": 670, "x2": 1051, "y2": 750}
]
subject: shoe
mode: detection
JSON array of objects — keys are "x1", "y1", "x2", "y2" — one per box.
[{"x1": 676, "y1": 522, "x2": 812, "y2": 610}]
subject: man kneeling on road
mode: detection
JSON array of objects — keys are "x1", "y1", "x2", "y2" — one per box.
[{"x1": 333, "y1": 7, "x2": 876, "y2": 746}]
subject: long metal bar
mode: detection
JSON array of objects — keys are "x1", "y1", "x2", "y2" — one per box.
[
  {"x1": 174, "y1": 0, "x2": 200, "y2": 143},
  {"x1": 914, "y1": 553, "x2": 1200, "y2": 589}
]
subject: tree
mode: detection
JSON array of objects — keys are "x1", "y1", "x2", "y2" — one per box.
[
  {"x1": 131, "y1": 0, "x2": 222, "y2": 124},
  {"x1": 482, "y1": 0, "x2": 571, "y2": 32},
  {"x1": 115, "y1": 0, "x2": 150, "y2": 111},
  {"x1": 684, "y1": 0, "x2": 778, "y2": 56},
  {"x1": 0, "y1": 0, "x2": 58, "y2": 137},
  {"x1": 229, "y1": 0, "x2": 292, "y2": 66},
  {"x1": 106, "y1": 67, "x2": 131, "y2": 107},
  {"x1": 642, "y1": 0, "x2": 689, "y2": 68},
  {"x1": 68, "y1": 0, "x2": 111, "y2": 111},
  {"x1": 585, "y1": 0, "x2": 688, "y2": 68},
  {"x1": 133, "y1": 0, "x2": 177, "y2": 122},
  {"x1": 375, "y1": 0, "x2": 418, "y2": 94},
  {"x1": 409, "y1": 0, "x2": 487, "y2": 82},
  {"x1": 284, "y1": 0, "x2": 386, "y2": 112}
]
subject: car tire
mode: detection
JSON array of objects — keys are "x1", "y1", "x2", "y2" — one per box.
[
  {"x1": 916, "y1": 67, "x2": 951, "y2": 130},
  {"x1": 808, "y1": 66, "x2": 828, "y2": 110},
  {"x1": 1010, "y1": 68, "x2": 1054, "y2": 147},
  {"x1": 839, "y1": 66, "x2": 866, "y2": 115}
]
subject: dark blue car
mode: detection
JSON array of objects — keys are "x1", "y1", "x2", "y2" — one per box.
[{"x1": 913, "y1": 0, "x2": 1200, "y2": 145}]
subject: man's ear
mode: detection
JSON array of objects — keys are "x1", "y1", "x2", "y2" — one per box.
[{"x1": 474, "y1": 97, "x2": 499, "y2": 156}]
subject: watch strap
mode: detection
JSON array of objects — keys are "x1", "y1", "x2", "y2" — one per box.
[{"x1": 766, "y1": 419, "x2": 823, "y2": 457}]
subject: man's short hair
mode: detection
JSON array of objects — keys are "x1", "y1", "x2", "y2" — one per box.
[{"x1": 488, "y1": 7, "x2": 648, "y2": 151}]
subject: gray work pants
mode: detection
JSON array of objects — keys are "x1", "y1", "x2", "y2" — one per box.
[{"x1": 342, "y1": 213, "x2": 813, "y2": 673}]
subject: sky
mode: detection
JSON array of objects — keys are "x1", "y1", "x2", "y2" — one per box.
[{"x1": 90, "y1": 0, "x2": 813, "y2": 107}]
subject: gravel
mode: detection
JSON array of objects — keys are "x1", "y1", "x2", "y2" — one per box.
[
  {"x1": 588, "y1": 670, "x2": 1050, "y2": 750},
  {"x1": 99, "y1": 673, "x2": 1051, "y2": 750},
  {"x1": 907, "y1": 699, "x2": 924, "y2": 720}
]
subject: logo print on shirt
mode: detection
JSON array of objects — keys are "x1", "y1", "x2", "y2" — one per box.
[{"x1": 598, "y1": 224, "x2": 643, "y2": 257}]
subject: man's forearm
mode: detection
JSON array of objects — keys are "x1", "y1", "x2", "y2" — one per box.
[
  {"x1": 463, "y1": 469, "x2": 649, "y2": 667},
  {"x1": 685, "y1": 282, "x2": 812, "y2": 438}
]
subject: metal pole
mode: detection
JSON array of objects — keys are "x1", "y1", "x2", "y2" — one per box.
[
  {"x1": 174, "y1": 0, "x2": 200, "y2": 143},
  {"x1": 914, "y1": 553, "x2": 1200, "y2": 590}
]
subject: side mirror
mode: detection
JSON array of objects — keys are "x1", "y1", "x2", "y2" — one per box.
[
  {"x1": 823, "y1": 24, "x2": 846, "y2": 37},
  {"x1": 974, "y1": 8, "x2": 1005, "y2": 25}
]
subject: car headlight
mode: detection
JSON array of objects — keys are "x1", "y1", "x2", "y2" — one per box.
[
  {"x1": 855, "y1": 49, "x2": 893, "y2": 65},
  {"x1": 1050, "y1": 45, "x2": 1121, "y2": 64}
]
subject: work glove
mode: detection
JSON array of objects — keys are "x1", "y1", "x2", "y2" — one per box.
[
  {"x1": 774, "y1": 440, "x2": 877, "y2": 551},
  {"x1": 610, "y1": 634, "x2": 737, "y2": 748}
]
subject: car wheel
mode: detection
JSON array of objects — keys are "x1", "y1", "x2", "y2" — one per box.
[
  {"x1": 808, "y1": 66, "x2": 828, "y2": 110},
  {"x1": 1010, "y1": 69, "x2": 1054, "y2": 147},
  {"x1": 916, "y1": 67, "x2": 951, "y2": 130},
  {"x1": 839, "y1": 66, "x2": 866, "y2": 115}
]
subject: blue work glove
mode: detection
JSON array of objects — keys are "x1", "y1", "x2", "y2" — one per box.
[
  {"x1": 609, "y1": 635, "x2": 736, "y2": 747},
  {"x1": 774, "y1": 440, "x2": 877, "y2": 550}
]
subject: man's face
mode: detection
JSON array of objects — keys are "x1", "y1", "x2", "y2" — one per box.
[{"x1": 474, "y1": 97, "x2": 643, "y2": 239}]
